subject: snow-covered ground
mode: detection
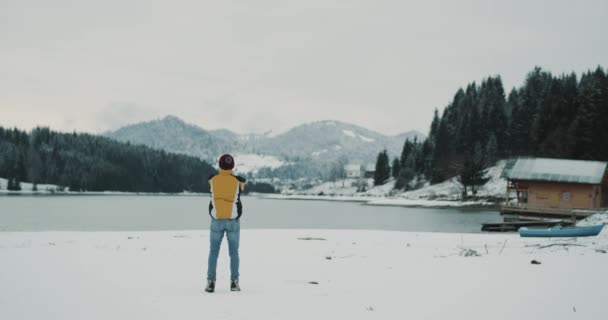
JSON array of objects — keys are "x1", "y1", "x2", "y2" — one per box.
[
  {"x1": 274, "y1": 161, "x2": 507, "y2": 207},
  {"x1": 281, "y1": 178, "x2": 396, "y2": 197},
  {"x1": 395, "y1": 161, "x2": 507, "y2": 201},
  {"x1": 366, "y1": 198, "x2": 496, "y2": 207},
  {"x1": 0, "y1": 177, "x2": 61, "y2": 194},
  {"x1": 232, "y1": 153, "x2": 286, "y2": 174},
  {"x1": 286, "y1": 178, "x2": 364, "y2": 196},
  {"x1": 1, "y1": 214, "x2": 607, "y2": 319}
]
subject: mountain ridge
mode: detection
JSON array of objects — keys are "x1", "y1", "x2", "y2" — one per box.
[{"x1": 105, "y1": 115, "x2": 425, "y2": 179}]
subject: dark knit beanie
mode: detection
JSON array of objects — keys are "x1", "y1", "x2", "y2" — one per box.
[{"x1": 219, "y1": 154, "x2": 235, "y2": 170}]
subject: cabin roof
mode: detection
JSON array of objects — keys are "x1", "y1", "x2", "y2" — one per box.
[{"x1": 501, "y1": 157, "x2": 608, "y2": 184}]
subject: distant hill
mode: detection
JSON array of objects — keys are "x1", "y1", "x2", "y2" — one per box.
[
  {"x1": 0, "y1": 126, "x2": 215, "y2": 193},
  {"x1": 105, "y1": 116, "x2": 237, "y2": 161},
  {"x1": 105, "y1": 116, "x2": 425, "y2": 179},
  {"x1": 252, "y1": 119, "x2": 422, "y2": 163}
]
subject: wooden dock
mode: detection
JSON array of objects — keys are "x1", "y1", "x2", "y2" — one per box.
[
  {"x1": 481, "y1": 220, "x2": 574, "y2": 232},
  {"x1": 500, "y1": 204, "x2": 604, "y2": 219}
]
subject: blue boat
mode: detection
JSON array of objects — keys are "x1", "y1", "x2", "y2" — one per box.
[{"x1": 519, "y1": 224, "x2": 604, "y2": 237}]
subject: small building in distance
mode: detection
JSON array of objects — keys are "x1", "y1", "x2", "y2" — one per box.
[
  {"x1": 363, "y1": 164, "x2": 376, "y2": 179},
  {"x1": 501, "y1": 157, "x2": 608, "y2": 218},
  {"x1": 344, "y1": 164, "x2": 362, "y2": 178},
  {"x1": 343, "y1": 164, "x2": 376, "y2": 179}
]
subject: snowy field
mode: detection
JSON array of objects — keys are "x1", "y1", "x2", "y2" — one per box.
[{"x1": 1, "y1": 215, "x2": 607, "y2": 320}]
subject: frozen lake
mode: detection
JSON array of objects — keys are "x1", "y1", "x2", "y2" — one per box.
[{"x1": 0, "y1": 195, "x2": 501, "y2": 233}]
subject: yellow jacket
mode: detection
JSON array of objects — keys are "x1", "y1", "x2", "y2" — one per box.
[{"x1": 208, "y1": 169, "x2": 246, "y2": 219}]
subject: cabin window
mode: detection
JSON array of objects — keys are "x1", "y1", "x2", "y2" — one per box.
[{"x1": 562, "y1": 192, "x2": 570, "y2": 201}]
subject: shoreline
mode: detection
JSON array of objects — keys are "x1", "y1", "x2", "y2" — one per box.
[
  {"x1": 1, "y1": 191, "x2": 502, "y2": 209},
  {"x1": 0, "y1": 190, "x2": 210, "y2": 196},
  {"x1": 258, "y1": 193, "x2": 501, "y2": 209}
]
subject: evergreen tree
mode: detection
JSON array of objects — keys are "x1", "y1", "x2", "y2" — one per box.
[
  {"x1": 429, "y1": 109, "x2": 440, "y2": 141},
  {"x1": 523, "y1": 67, "x2": 552, "y2": 152},
  {"x1": 395, "y1": 166, "x2": 415, "y2": 190},
  {"x1": 426, "y1": 66, "x2": 607, "y2": 188},
  {"x1": 457, "y1": 161, "x2": 472, "y2": 197},
  {"x1": 399, "y1": 139, "x2": 414, "y2": 168},
  {"x1": 486, "y1": 77, "x2": 508, "y2": 156},
  {"x1": 373, "y1": 150, "x2": 390, "y2": 186},
  {"x1": 484, "y1": 134, "x2": 498, "y2": 167},
  {"x1": 0, "y1": 126, "x2": 216, "y2": 193},
  {"x1": 458, "y1": 150, "x2": 489, "y2": 198},
  {"x1": 429, "y1": 111, "x2": 451, "y2": 183},
  {"x1": 391, "y1": 157, "x2": 400, "y2": 179},
  {"x1": 26, "y1": 145, "x2": 43, "y2": 184},
  {"x1": 7, "y1": 177, "x2": 21, "y2": 191},
  {"x1": 419, "y1": 139, "x2": 433, "y2": 178},
  {"x1": 569, "y1": 67, "x2": 607, "y2": 159},
  {"x1": 506, "y1": 89, "x2": 529, "y2": 155},
  {"x1": 395, "y1": 152, "x2": 417, "y2": 190}
]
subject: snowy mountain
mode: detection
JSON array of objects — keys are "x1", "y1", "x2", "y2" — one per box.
[
  {"x1": 250, "y1": 120, "x2": 422, "y2": 168},
  {"x1": 105, "y1": 116, "x2": 238, "y2": 161},
  {"x1": 105, "y1": 116, "x2": 424, "y2": 178}
]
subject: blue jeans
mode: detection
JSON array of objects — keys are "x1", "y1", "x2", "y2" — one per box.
[{"x1": 207, "y1": 219, "x2": 240, "y2": 281}]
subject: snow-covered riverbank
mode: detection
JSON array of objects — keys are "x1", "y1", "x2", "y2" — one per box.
[
  {"x1": 1, "y1": 215, "x2": 607, "y2": 320},
  {"x1": 0, "y1": 177, "x2": 209, "y2": 196},
  {"x1": 271, "y1": 161, "x2": 507, "y2": 208},
  {"x1": 259, "y1": 193, "x2": 499, "y2": 208}
]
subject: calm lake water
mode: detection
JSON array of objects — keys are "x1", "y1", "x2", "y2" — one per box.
[{"x1": 0, "y1": 195, "x2": 501, "y2": 233}]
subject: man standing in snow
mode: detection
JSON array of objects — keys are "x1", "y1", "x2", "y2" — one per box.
[{"x1": 205, "y1": 154, "x2": 246, "y2": 293}]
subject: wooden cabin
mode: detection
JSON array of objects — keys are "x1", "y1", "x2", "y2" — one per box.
[{"x1": 501, "y1": 158, "x2": 608, "y2": 218}]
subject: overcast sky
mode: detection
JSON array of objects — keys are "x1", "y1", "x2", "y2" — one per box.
[{"x1": 1, "y1": 0, "x2": 607, "y2": 136}]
